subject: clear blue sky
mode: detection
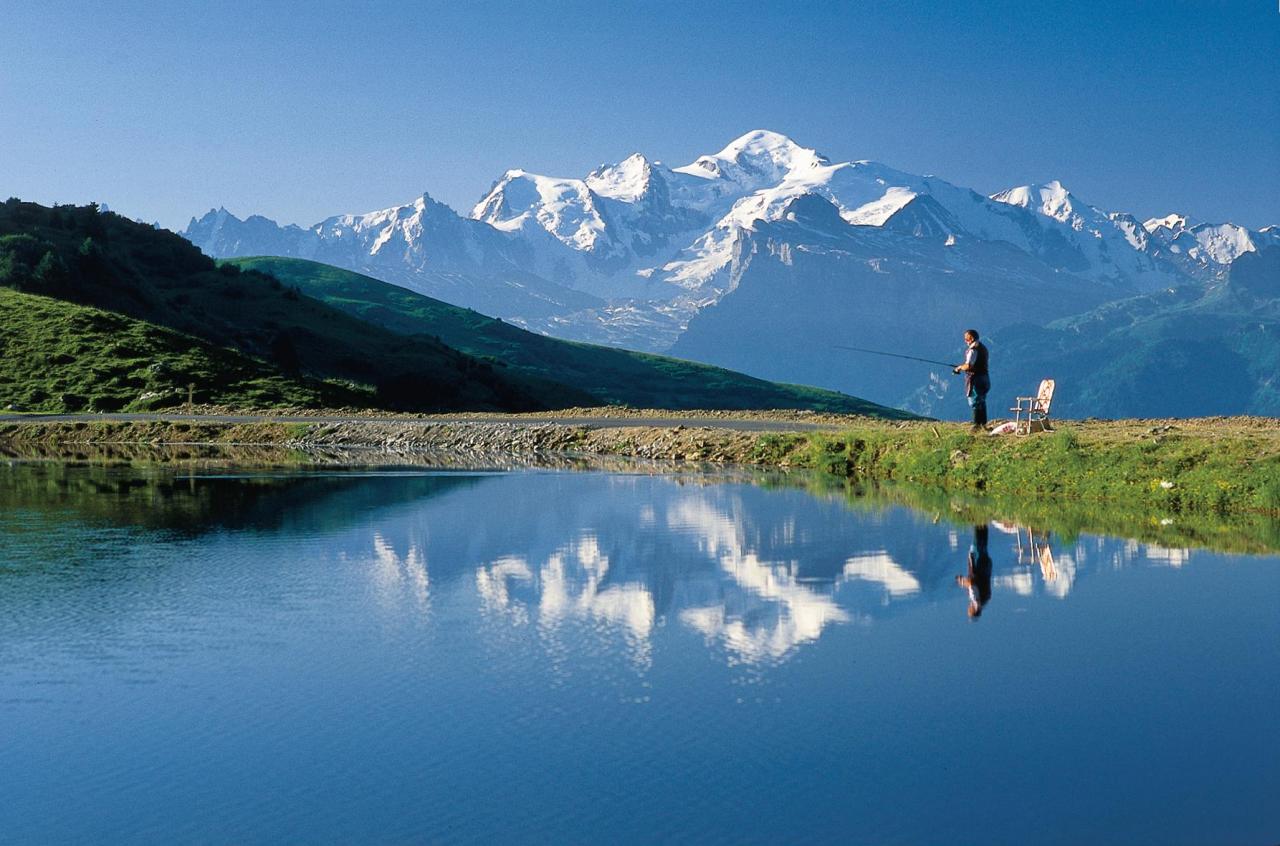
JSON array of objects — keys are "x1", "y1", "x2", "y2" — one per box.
[{"x1": 2, "y1": 0, "x2": 1276, "y2": 231}]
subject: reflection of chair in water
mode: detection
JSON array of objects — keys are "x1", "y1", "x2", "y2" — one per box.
[
  {"x1": 1013, "y1": 527, "x2": 1056, "y2": 582},
  {"x1": 1037, "y1": 544, "x2": 1057, "y2": 583},
  {"x1": 1011, "y1": 379, "x2": 1055, "y2": 435}
]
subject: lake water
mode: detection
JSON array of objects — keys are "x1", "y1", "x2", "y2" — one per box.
[{"x1": 1, "y1": 462, "x2": 1277, "y2": 845}]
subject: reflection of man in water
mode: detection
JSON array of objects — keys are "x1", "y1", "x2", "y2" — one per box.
[{"x1": 955, "y1": 524, "x2": 993, "y2": 618}]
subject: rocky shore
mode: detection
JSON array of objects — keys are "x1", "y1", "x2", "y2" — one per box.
[
  {"x1": 289, "y1": 420, "x2": 777, "y2": 463},
  {"x1": 0, "y1": 417, "x2": 785, "y2": 463}
]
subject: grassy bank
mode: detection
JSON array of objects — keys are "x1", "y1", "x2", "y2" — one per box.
[
  {"x1": 753, "y1": 417, "x2": 1280, "y2": 516},
  {"x1": 773, "y1": 473, "x2": 1280, "y2": 555}
]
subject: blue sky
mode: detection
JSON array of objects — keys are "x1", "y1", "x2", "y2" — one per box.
[{"x1": 2, "y1": 0, "x2": 1276, "y2": 230}]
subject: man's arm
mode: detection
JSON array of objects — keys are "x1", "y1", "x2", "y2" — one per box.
[{"x1": 954, "y1": 347, "x2": 977, "y2": 374}]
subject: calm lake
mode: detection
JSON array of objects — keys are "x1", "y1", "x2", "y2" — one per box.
[{"x1": 2, "y1": 461, "x2": 1277, "y2": 845}]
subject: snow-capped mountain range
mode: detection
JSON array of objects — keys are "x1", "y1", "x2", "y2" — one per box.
[
  {"x1": 184, "y1": 130, "x2": 1276, "y2": 412},
  {"x1": 1141, "y1": 213, "x2": 1279, "y2": 268}
]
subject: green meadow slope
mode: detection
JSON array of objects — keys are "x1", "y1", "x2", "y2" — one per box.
[
  {"x1": 0, "y1": 287, "x2": 371, "y2": 411},
  {"x1": 0, "y1": 199, "x2": 587, "y2": 412},
  {"x1": 228, "y1": 256, "x2": 915, "y2": 418}
]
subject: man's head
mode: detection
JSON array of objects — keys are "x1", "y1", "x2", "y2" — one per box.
[{"x1": 963, "y1": 329, "x2": 979, "y2": 345}]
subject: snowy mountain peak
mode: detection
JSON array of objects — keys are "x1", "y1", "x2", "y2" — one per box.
[
  {"x1": 991, "y1": 181, "x2": 1078, "y2": 222},
  {"x1": 1135, "y1": 211, "x2": 1267, "y2": 267},
  {"x1": 585, "y1": 153, "x2": 654, "y2": 202},
  {"x1": 675, "y1": 130, "x2": 827, "y2": 187},
  {"x1": 1172, "y1": 222, "x2": 1257, "y2": 265},
  {"x1": 716, "y1": 129, "x2": 826, "y2": 166},
  {"x1": 472, "y1": 169, "x2": 613, "y2": 253},
  {"x1": 1142, "y1": 213, "x2": 1195, "y2": 236},
  {"x1": 409, "y1": 190, "x2": 442, "y2": 210}
]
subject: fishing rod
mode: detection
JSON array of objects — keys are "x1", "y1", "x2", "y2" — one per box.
[{"x1": 831, "y1": 344, "x2": 959, "y2": 370}]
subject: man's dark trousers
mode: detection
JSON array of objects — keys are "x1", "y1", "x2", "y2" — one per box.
[{"x1": 968, "y1": 373, "x2": 990, "y2": 427}]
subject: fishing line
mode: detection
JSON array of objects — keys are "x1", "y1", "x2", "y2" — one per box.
[{"x1": 831, "y1": 344, "x2": 958, "y2": 369}]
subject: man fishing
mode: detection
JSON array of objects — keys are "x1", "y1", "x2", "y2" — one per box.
[
  {"x1": 829, "y1": 335, "x2": 989, "y2": 428},
  {"x1": 953, "y1": 328, "x2": 989, "y2": 432}
]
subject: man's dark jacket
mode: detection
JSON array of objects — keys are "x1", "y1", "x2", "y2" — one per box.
[{"x1": 965, "y1": 341, "x2": 989, "y2": 395}]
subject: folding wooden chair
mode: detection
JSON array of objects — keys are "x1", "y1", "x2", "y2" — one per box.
[{"x1": 1011, "y1": 379, "x2": 1055, "y2": 435}]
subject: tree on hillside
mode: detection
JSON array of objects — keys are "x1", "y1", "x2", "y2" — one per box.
[
  {"x1": 76, "y1": 236, "x2": 106, "y2": 277},
  {"x1": 0, "y1": 233, "x2": 57, "y2": 288},
  {"x1": 33, "y1": 251, "x2": 69, "y2": 288}
]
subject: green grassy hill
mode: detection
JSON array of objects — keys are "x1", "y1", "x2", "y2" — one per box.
[
  {"x1": 993, "y1": 247, "x2": 1280, "y2": 418},
  {"x1": 228, "y1": 256, "x2": 914, "y2": 418},
  {"x1": 0, "y1": 199, "x2": 588, "y2": 412},
  {"x1": 0, "y1": 287, "x2": 370, "y2": 411}
]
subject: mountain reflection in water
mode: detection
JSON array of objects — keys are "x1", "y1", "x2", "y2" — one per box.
[
  {"x1": 0, "y1": 463, "x2": 1220, "y2": 670},
  {"x1": 2, "y1": 462, "x2": 1278, "y2": 845},
  {"x1": 304, "y1": 469, "x2": 1207, "y2": 665}
]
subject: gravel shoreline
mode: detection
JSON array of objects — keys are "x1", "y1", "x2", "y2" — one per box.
[{"x1": 0, "y1": 418, "x2": 794, "y2": 466}]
